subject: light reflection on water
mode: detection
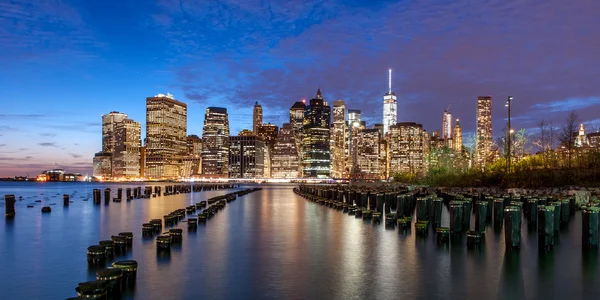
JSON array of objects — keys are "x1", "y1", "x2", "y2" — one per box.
[{"x1": 0, "y1": 182, "x2": 598, "y2": 300}]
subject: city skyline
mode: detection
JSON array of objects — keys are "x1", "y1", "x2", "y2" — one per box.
[{"x1": 1, "y1": 0, "x2": 600, "y2": 176}]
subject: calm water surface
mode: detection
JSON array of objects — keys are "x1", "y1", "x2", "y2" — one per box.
[{"x1": 0, "y1": 182, "x2": 598, "y2": 300}]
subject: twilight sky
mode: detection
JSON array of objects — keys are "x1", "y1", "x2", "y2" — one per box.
[{"x1": 1, "y1": 0, "x2": 599, "y2": 176}]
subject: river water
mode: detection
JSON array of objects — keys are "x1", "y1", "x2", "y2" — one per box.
[{"x1": 0, "y1": 182, "x2": 598, "y2": 300}]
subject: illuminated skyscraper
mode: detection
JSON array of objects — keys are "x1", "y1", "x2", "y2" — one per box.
[
  {"x1": 271, "y1": 123, "x2": 299, "y2": 178},
  {"x1": 93, "y1": 152, "x2": 112, "y2": 179},
  {"x1": 290, "y1": 101, "x2": 306, "y2": 174},
  {"x1": 388, "y1": 122, "x2": 424, "y2": 175},
  {"x1": 346, "y1": 109, "x2": 361, "y2": 173},
  {"x1": 145, "y1": 94, "x2": 187, "y2": 178},
  {"x1": 113, "y1": 119, "x2": 141, "y2": 178},
  {"x1": 331, "y1": 100, "x2": 347, "y2": 178},
  {"x1": 575, "y1": 124, "x2": 589, "y2": 147},
  {"x1": 102, "y1": 111, "x2": 128, "y2": 153},
  {"x1": 302, "y1": 89, "x2": 331, "y2": 178},
  {"x1": 442, "y1": 110, "x2": 452, "y2": 146},
  {"x1": 476, "y1": 96, "x2": 492, "y2": 168},
  {"x1": 182, "y1": 135, "x2": 202, "y2": 177},
  {"x1": 202, "y1": 107, "x2": 230, "y2": 177},
  {"x1": 253, "y1": 102, "x2": 263, "y2": 133},
  {"x1": 228, "y1": 135, "x2": 265, "y2": 178},
  {"x1": 453, "y1": 119, "x2": 463, "y2": 153},
  {"x1": 356, "y1": 129, "x2": 382, "y2": 179},
  {"x1": 383, "y1": 68, "x2": 397, "y2": 135}
]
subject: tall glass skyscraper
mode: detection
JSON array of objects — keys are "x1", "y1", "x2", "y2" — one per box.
[
  {"x1": 302, "y1": 89, "x2": 331, "y2": 178},
  {"x1": 145, "y1": 94, "x2": 187, "y2": 178},
  {"x1": 476, "y1": 96, "x2": 492, "y2": 168},
  {"x1": 202, "y1": 107, "x2": 230, "y2": 177}
]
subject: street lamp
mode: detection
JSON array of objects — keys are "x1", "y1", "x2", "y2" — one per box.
[{"x1": 505, "y1": 96, "x2": 513, "y2": 173}]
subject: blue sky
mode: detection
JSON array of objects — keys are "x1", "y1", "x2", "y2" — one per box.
[{"x1": 1, "y1": 0, "x2": 600, "y2": 176}]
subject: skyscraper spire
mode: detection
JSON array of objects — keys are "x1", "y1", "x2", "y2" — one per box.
[
  {"x1": 316, "y1": 88, "x2": 322, "y2": 99},
  {"x1": 388, "y1": 68, "x2": 392, "y2": 94},
  {"x1": 382, "y1": 68, "x2": 397, "y2": 135}
]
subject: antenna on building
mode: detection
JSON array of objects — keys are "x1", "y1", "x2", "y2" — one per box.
[{"x1": 388, "y1": 68, "x2": 392, "y2": 93}]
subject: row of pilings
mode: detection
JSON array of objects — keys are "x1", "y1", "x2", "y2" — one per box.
[
  {"x1": 67, "y1": 186, "x2": 261, "y2": 299},
  {"x1": 3, "y1": 184, "x2": 236, "y2": 218},
  {"x1": 294, "y1": 185, "x2": 600, "y2": 251}
]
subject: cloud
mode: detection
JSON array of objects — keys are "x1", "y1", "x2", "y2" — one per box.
[
  {"x1": 533, "y1": 97, "x2": 600, "y2": 113},
  {"x1": 0, "y1": 125, "x2": 16, "y2": 131},
  {"x1": 38, "y1": 142, "x2": 58, "y2": 147},
  {"x1": 45, "y1": 122, "x2": 100, "y2": 132},
  {"x1": 0, "y1": 156, "x2": 33, "y2": 161},
  {"x1": 0, "y1": 144, "x2": 5, "y2": 147},
  {"x1": 0, "y1": 114, "x2": 46, "y2": 118},
  {"x1": 40, "y1": 133, "x2": 57, "y2": 137},
  {"x1": 69, "y1": 153, "x2": 82, "y2": 158},
  {"x1": 0, "y1": 0, "x2": 103, "y2": 64}
]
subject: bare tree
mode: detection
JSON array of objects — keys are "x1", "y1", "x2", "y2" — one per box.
[
  {"x1": 559, "y1": 110, "x2": 580, "y2": 168},
  {"x1": 513, "y1": 128, "x2": 530, "y2": 162}
]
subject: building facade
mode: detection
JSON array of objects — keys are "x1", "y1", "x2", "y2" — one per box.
[
  {"x1": 302, "y1": 89, "x2": 331, "y2": 178},
  {"x1": 388, "y1": 122, "x2": 424, "y2": 175},
  {"x1": 257, "y1": 123, "x2": 279, "y2": 147},
  {"x1": 290, "y1": 101, "x2": 306, "y2": 174},
  {"x1": 202, "y1": 107, "x2": 230, "y2": 177},
  {"x1": 182, "y1": 135, "x2": 202, "y2": 177},
  {"x1": 475, "y1": 96, "x2": 493, "y2": 168},
  {"x1": 93, "y1": 152, "x2": 113, "y2": 179},
  {"x1": 271, "y1": 123, "x2": 300, "y2": 178},
  {"x1": 228, "y1": 135, "x2": 265, "y2": 178},
  {"x1": 453, "y1": 119, "x2": 463, "y2": 153},
  {"x1": 356, "y1": 129, "x2": 382, "y2": 179},
  {"x1": 145, "y1": 94, "x2": 187, "y2": 178},
  {"x1": 442, "y1": 110, "x2": 452, "y2": 148},
  {"x1": 102, "y1": 111, "x2": 128, "y2": 153},
  {"x1": 383, "y1": 69, "x2": 397, "y2": 136},
  {"x1": 331, "y1": 100, "x2": 347, "y2": 178},
  {"x1": 112, "y1": 119, "x2": 141, "y2": 178},
  {"x1": 253, "y1": 101, "x2": 263, "y2": 134}
]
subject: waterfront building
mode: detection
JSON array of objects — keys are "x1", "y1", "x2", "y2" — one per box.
[
  {"x1": 383, "y1": 69, "x2": 397, "y2": 136},
  {"x1": 388, "y1": 122, "x2": 424, "y2": 175},
  {"x1": 453, "y1": 119, "x2": 463, "y2": 153},
  {"x1": 202, "y1": 107, "x2": 230, "y2": 177},
  {"x1": 302, "y1": 89, "x2": 331, "y2": 178},
  {"x1": 182, "y1": 135, "x2": 202, "y2": 177},
  {"x1": 475, "y1": 96, "x2": 493, "y2": 168},
  {"x1": 145, "y1": 93, "x2": 187, "y2": 178},
  {"x1": 290, "y1": 101, "x2": 306, "y2": 174},
  {"x1": 263, "y1": 144, "x2": 271, "y2": 178},
  {"x1": 93, "y1": 152, "x2": 112, "y2": 179},
  {"x1": 102, "y1": 111, "x2": 128, "y2": 153},
  {"x1": 253, "y1": 102, "x2": 263, "y2": 133},
  {"x1": 271, "y1": 123, "x2": 300, "y2": 178},
  {"x1": 112, "y1": 119, "x2": 141, "y2": 178},
  {"x1": 356, "y1": 129, "x2": 382, "y2": 179},
  {"x1": 346, "y1": 109, "x2": 361, "y2": 172},
  {"x1": 228, "y1": 135, "x2": 265, "y2": 178},
  {"x1": 331, "y1": 100, "x2": 348, "y2": 178},
  {"x1": 139, "y1": 145, "x2": 146, "y2": 178}
]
